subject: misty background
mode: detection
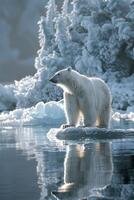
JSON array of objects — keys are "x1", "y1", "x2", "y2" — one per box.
[{"x1": 0, "y1": 0, "x2": 62, "y2": 82}]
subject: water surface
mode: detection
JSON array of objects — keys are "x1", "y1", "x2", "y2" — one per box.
[{"x1": 0, "y1": 122, "x2": 134, "y2": 200}]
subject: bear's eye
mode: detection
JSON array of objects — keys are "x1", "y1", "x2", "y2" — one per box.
[{"x1": 57, "y1": 73, "x2": 60, "y2": 76}]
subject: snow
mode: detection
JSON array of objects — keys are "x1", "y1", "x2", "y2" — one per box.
[
  {"x1": 48, "y1": 127, "x2": 134, "y2": 141},
  {"x1": 0, "y1": 0, "x2": 133, "y2": 126},
  {"x1": 0, "y1": 99, "x2": 133, "y2": 127},
  {"x1": 113, "y1": 112, "x2": 134, "y2": 122},
  {"x1": 103, "y1": 73, "x2": 134, "y2": 111},
  {"x1": 0, "y1": 101, "x2": 65, "y2": 127}
]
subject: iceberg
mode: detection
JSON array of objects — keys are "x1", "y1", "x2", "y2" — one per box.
[
  {"x1": 0, "y1": 99, "x2": 133, "y2": 127},
  {"x1": 0, "y1": 101, "x2": 65, "y2": 127}
]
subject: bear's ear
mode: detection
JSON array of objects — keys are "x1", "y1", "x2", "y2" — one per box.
[{"x1": 67, "y1": 67, "x2": 72, "y2": 72}]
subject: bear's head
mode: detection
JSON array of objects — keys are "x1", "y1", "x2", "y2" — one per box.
[
  {"x1": 49, "y1": 67, "x2": 73, "y2": 93},
  {"x1": 49, "y1": 67, "x2": 72, "y2": 84}
]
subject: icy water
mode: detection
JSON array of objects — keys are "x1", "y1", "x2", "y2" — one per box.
[{"x1": 0, "y1": 122, "x2": 134, "y2": 200}]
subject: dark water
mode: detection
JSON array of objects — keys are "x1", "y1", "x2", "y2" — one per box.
[{"x1": 0, "y1": 121, "x2": 134, "y2": 200}]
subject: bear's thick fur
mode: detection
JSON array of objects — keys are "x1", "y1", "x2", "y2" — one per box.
[{"x1": 50, "y1": 67, "x2": 112, "y2": 128}]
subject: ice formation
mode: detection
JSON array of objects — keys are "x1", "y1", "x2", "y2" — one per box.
[
  {"x1": 0, "y1": 100, "x2": 133, "y2": 127},
  {"x1": 48, "y1": 127, "x2": 134, "y2": 142},
  {"x1": 0, "y1": 101, "x2": 65, "y2": 127},
  {"x1": 0, "y1": 0, "x2": 134, "y2": 125}
]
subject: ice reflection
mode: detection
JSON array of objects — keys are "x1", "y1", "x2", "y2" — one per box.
[
  {"x1": 11, "y1": 127, "x2": 65, "y2": 200},
  {"x1": 53, "y1": 142, "x2": 113, "y2": 200}
]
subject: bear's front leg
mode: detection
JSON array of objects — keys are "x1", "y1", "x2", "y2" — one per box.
[{"x1": 61, "y1": 92, "x2": 80, "y2": 129}]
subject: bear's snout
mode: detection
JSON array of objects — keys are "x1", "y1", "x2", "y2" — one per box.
[{"x1": 49, "y1": 76, "x2": 57, "y2": 83}]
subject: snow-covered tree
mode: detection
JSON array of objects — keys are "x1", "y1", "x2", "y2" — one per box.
[
  {"x1": 62, "y1": 0, "x2": 70, "y2": 16},
  {"x1": 0, "y1": 0, "x2": 134, "y2": 111},
  {"x1": 36, "y1": 0, "x2": 57, "y2": 62},
  {"x1": 21, "y1": 0, "x2": 134, "y2": 110}
]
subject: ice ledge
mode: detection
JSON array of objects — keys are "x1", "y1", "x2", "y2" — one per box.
[{"x1": 48, "y1": 127, "x2": 134, "y2": 141}]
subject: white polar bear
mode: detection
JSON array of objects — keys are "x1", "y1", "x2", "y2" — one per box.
[{"x1": 50, "y1": 67, "x2": 112, "y2": 128}]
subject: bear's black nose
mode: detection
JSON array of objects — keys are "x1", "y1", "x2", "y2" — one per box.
[{"x1": 49, "y1": 77, "x2": 57, "y2": 83}]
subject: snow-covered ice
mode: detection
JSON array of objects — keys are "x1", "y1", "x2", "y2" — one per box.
[
  {"x1": 0, "y1": 0, "x2": 133, "y2": 126},
  {"x1": 0, "y1": 99, "x2": 133, "y2": 127},
  {"x1": 0, "y1": 0, "x2": 133, "y2": 111},
  {"x1": 0, "y1": 101, "x2": 65, "y2": 127},
  {"x1": 48, "y1": 127, "x2": 134, "y2": 142}
]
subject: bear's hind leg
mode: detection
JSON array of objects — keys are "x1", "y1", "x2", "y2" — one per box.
[
  {"x1": 83, "y1": 112, "x2": 96, "y2": 127},
  {"x1": 98, "y1": 105, "x2": 111, "y2": 128},
  {"x1": 62, "y1": 92, "x2": 80, "y2": 129},
  {"x1": 79, "y1": 98, "x2": 96, "y2": 127}
]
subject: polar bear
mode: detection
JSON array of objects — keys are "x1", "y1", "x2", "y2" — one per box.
[{"x1": 49, "y1": 67, "x2": 111, "y2": 128}]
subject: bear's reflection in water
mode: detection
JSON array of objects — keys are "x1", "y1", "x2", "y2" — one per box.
[{"x1": 52, "y1": 142, "x2": 113, "y2": 200}]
